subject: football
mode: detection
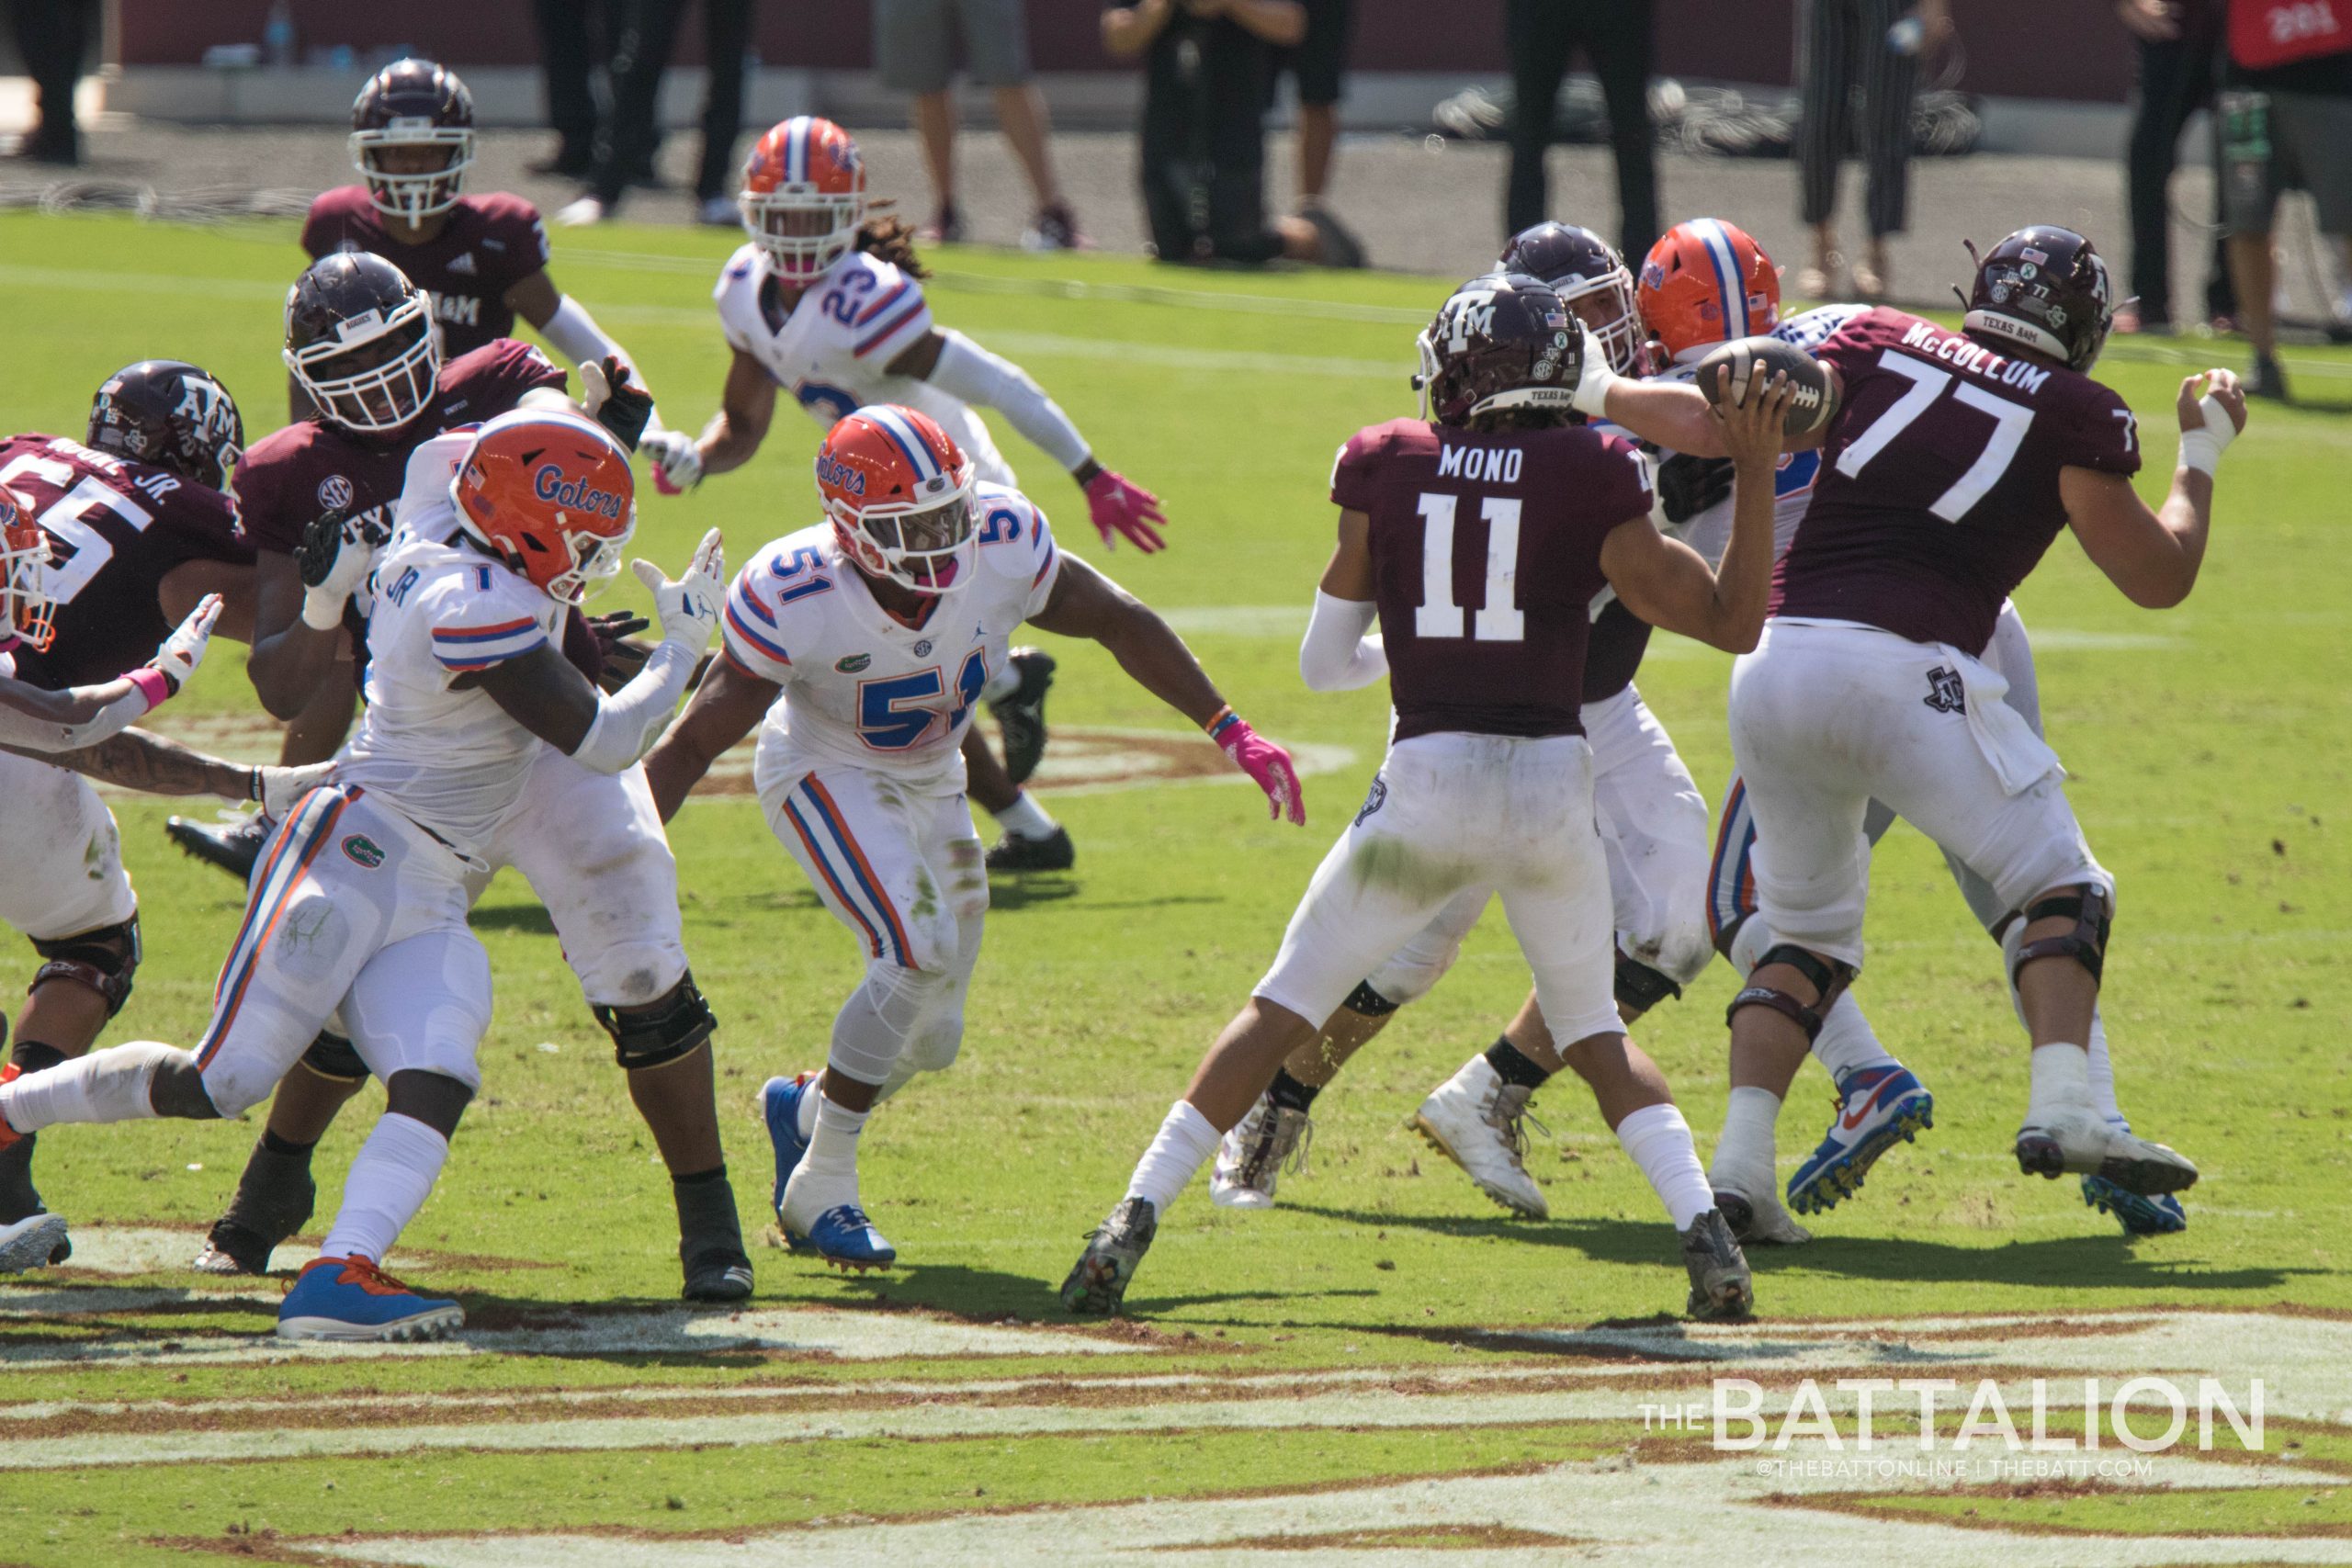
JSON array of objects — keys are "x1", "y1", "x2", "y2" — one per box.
[{"x1": 1695, "y1": 334, "x2": 1837, "y2": 437}]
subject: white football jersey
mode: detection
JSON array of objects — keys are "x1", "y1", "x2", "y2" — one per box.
[
  {"x1": 338, "y1": 514, "x2": 562, "y2": 856},
  {"x1": 713, "y1": 243, "x2": 1014, "y2": 486},
  {"x1": 722, "y1": 482, "x2": 1061, "y2": 792}
]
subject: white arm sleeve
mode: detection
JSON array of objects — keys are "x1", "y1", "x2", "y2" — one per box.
[
  {"x1": 568, "y1": 638, "x2": 700, "y2": 774},
  {"x1": 1299, "y1": 591, "x2": 1386, "y2": 693},
  {"x1": 924, "y1": 329, "x2": 1092, "y2": 473},
  {"x1": 539, "y1": 295, "x2": 627, "y2": 369},
  {"x1": 0, "y1": 685, "x2": 151, "y2": 752}
]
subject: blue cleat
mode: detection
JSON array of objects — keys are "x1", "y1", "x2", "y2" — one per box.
[
  {"x1": 760, "y1": 1073, "x2": 815, "y2": 1225},
  {"x1": 275, "y1": 1256, "x2": 462, "y2": 1342},
  {"x1": 786, "y1": 1203, "x2": 896, "y2": 1271},
  {"x1": 1787, "y1": 1064, "x2": 1934, "y2": 1216}
]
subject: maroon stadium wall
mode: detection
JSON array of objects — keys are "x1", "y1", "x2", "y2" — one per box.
[{"x1": 119, "y1": 0, "x2": 2133, "y2": 103}]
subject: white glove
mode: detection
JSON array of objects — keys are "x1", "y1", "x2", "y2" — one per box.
[
  {"x1": 253, "y1": 761, "x2": 336, "y2": 818},
  {"x1": 1569, "y1": 320, "x2": 1620, "y2": 418},
  {"x1": 639, "y1": 427, "x2": 704, "y2": 492},
  {"x1": 299, "y1": 511, "x2": 389, "y2": 631},
  {"x1": 150, "y1": 594, "x2": 222, "y2": 695},
  {"x1": 631, "y1": 527, "x2": 725, "y2": 652}
]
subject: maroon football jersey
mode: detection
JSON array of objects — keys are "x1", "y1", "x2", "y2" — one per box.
[
  {"x1": 233, "y1": 338, "x2": 566, "y2": 556},
  {"x1": 1781, "y1": 307, "x2": 2142, "y2": 656},
  {"x1": 0, "y1": 433, "x2": 253, "y2": 690},
  {"x1": 301, "y1": 187, "x2": 551, "y2": 359},
  {"x1": 1332, "y1": 418, "x2": 1653, "y2": 741}
]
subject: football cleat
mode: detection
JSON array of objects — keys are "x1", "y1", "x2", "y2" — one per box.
[
  {"x1": 1679, "y1": 1208, "x2": 1755, "y2": 1321},
  {"x1": 0, "y1": 1212, "x2": 69, "y2": 1274},
  {"x1": 2083, "y1": 1174, "x2": 2189, "y2": 1236},
  {"x1": 989, "y1": 646, "x2": 1057, "y2": 785},
  {"x1": 1209, "y1": 1093, "x2": 1313, "y2": 1209},
  {"x1": 1711, "y1": 1177, "x2": 1813, "y2": 1247},
  {"x1": 674, "y1": 1170, "x2": 755, "y2": 1303},
  {"x1": 1059, "y1": 1196, "x2": 1157, "y2": 1316},
  {"x1": 0, "y1": 1064, "x2": 23, "y2": 1154},
  {"x1": 1786, "y1": 1064, "x2": 1934, "y2": 1215},
  {"x1": 759, "y1": 1073, "x2": 815, "y2": 1225},
  {"x1": 984, "y1": 826, "x2": 1075, "y2": 874},
  {"x1": 784, "y1": 1203, "x2": 896, "y2": 1271},
  {"x1": 1408, "y1": 1055, "x2": 1548, "y2": 1219},
  {"x1": 192, "y1": 1137, "x2": 320, "y2": 1275},
  {"x1": 165, "y1": 811, "x2": 270, "y2": 883},
  {"x1": 2016, "y1": 1109, "x2": 2199, "y2": 1195},
  {"x1": 276, "y1": 1256, "x2": 463, "y2": 1342}
]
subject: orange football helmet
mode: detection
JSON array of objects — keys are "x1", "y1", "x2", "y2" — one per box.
[
  {"x1": 816, "y1": 405, "x2": 976, "y2": 596},
  {"x1": 450, "y1": 410, "x2": 636, "y2": 604},
  {"x1": 1638, "y1": 220, "x2": 1781, "y2": 365},
  {"x1": 0, "y1": 487, "x2": 56, "y2": 651},
  {"x1": 739, "y1": 116, "x2": 866, "y2": 280}
]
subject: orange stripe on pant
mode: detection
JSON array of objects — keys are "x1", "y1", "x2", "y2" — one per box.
[
  {"x1": 803, "y1": 777, "x2": 916, "y2": 967},
  {"x1": 195, "y1": 793, "x2": 353, "y2": 1068}
]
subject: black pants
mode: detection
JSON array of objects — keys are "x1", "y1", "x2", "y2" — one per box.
[
  {"x1": 8, "y1": 0, "x2": 94, "y2": 161},
  {"x1": 1797, "y1": 0, "x2": 1915, "y2": 239},
  {"x1": 589, "y1": 0, "x2": 686, "y2": 206},
  {"x1": 2125, "y1": 12, "x2": 2235, "y2": 324},
  {"x1": 1139, "y1": 41, "x2": 1283, "y2": 264},
  {"x1": 1503, "y1": 0, "x2": 1657, "y2": 263},
  {"x1": 533, "y1": 0, "x2": 616, "y2": 170},
  {"x1": 695, "y1": 0, "x2": 754, "y2": 201}
]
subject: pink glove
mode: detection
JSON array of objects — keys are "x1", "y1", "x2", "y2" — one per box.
[
  {"x1": 1083, "y1": 468, "x2": 1167, "y2": 554},
  {"x1": 1213, "y1": 711, "x2": 1305, "y2": 825}
]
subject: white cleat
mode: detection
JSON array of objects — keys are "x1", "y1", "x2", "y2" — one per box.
[
  {"x1": 1209, "y1": 1093, "x2": 1314, "y2": 1209},
  {"x1": 2017, "y1": 1108, "x2": 2199, "y2": 1195},
  {"x1": 1709, "y1": 1166, "x2": 1813, "y2": 1247},
  {"x1": 1408, "y1": 1055, "x2": 1549, "y2": 1219},
  {"x1": 0, "y1": 1212, "x2": 68, "y2": 1274}
]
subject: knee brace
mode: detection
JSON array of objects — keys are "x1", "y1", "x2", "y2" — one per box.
[
  {"x1": 298, "y1": 1029, "x2": 368, "y2": 1084},
  {"x1": 2009, "y1": 883, "x2": 2111, "y2": 987},
  {"x1": 30, "y1": 915, "x2": 141, "y2": 1019},
  {"x1": 594, "y1": 971, "x2": 717, "y2": 1070},
  {"x1": 902, "y1": 1002, "x2": 967, "y2": 1076},
  {"x1": 1613, "y1": 950, "x2": 1684, "y2": 1014},
  {"x1": 829, "y1": 961, "x2": 947, "y2": 1086},
  {"x1": 1725, "y1": 944, "x2": 1854, "y2": 1043},
  {"x1": 1342, "y1": 978, "x2": 1401, "y2": 1017}
]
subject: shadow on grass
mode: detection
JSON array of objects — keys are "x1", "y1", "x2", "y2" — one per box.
[{"x1": 469, "y1": 902, "x2": 560, "y2": 936}]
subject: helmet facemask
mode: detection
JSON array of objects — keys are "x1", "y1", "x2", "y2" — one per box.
[
  {"x1": 1554, "y1": 265, "x2": 1648, "y2": 377},
  {"x1": 0, "y1": 494, "x2": 57, "y2": 652},
  {"x1": 287, "y1": 293, "x2": 442, "y2": 434},
  {"x1": 741, "y1": 187, "x2": 864, "y2": 281},
  {"x1": 352, "y1": 122, "x2": 474, "y2": 224},
  {"x1": 834, "y1": 489, "x2": 976, "y2": 596}
]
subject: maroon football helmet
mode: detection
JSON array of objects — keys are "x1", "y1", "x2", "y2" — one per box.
[
  {"x1": 283, "y1": 253, "x2": 443, "y2": 434},
  {"x1": 1415, "y1": 272, "x2": 1583, "y2": 427},
  {"x1": 86, "y1": 360, "x2": 244, "y2": 491},
  {"x1": 1498, "y1": 222, "x2": 1646, "y2": 376},
  {"x1": 1962, "y1": 226, "x2": 2115, "y2": 372},
  {"x1": 351, "y1": 58, "x2": 475, "y2": 223}
]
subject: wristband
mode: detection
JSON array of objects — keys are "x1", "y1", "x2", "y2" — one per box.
[
  {"x1": 1204, "y1": 705, "x2": 1240, "y2": 741},
  {"x1": 300, "y1": 588, "x2": 346, "y2": 632},
  {"x1": 247, "y1": 767, "x2": 266, "y2": 803},
  {"x1": 126, "y1": 667, "x2": 172, "y2": 711}
]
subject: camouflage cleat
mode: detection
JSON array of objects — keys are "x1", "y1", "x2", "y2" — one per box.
[
  {"x1": 1679, "y1": 1208, "x2": 1754, "y2": 1322},
  {"x1": 985, "y1": 826, "x2": 1074, "y2": 874},
  {"x1": 191, "y1": 1137, "x2": 319, "y2": 1275},
  {"x1": 1209, "y1": 1094, "x2": 1313, "y2": 1209},
  {"x1": 988, "y1": 646, "x2": 1057, "y2": 785},
  {"x1": 1059, "y1": 1196, "x2": 1157, "y2": 1316}
]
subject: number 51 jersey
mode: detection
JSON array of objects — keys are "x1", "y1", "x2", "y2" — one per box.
[
  {"x1": 720, "y1": 482, "x2": 1061, "y2": 792},
  {"x1": 1332, "y1": 417, "x2": 1653, "y2": 743}
]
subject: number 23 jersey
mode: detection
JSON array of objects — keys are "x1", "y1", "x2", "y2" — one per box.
[{"x1": 720, "y1": 482, "x2": 1061, "y2": 790}]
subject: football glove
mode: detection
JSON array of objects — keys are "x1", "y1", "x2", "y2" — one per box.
[
  {"x1": 1082, "y1": 468, "x2": 1167, "y2": 553},
  {"x1": 585, "y1": 608, "x2": 653, "y2": 693},
  {"x1": 632, "y1": 527, "x2": 725, "y2": 652},
  {"x1": 251, "y1": 761, "x2": 337, "y2": 818},
  {"x1": 1570, "y1": 320, "x2": 1620, "y2": 418},
  {"x1": 580, "y1": 355, "x2": 654, "y2": 453},
  {"x1": 1657, "y1": 452, "x2": 1736, "y2": 525},
  {"x1": 144, "y1": 594, "x2": 223, "y2": 699},
  {"x1": 295, "y1": 506, "x2": 389, "y2": 631},
  {"x1": 639, "y1": 428, "x2": 704, "y2": 494},
  {"x1": 1213, "y1": 712, "x2": 1306, "y2": 825}
]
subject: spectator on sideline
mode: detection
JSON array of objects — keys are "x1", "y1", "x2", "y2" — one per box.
[
  {"x1": 2114, "y1": 0, "x2": 2237, "y2": 333},
  {"x1": 6, "y1": 0, "x2": 96, "y2": 165},
  {"x1": 530, "y1": 0, "x2": 618, "y2": 179},
  {"x1": 1794, "y1": 0, "x2": 1954, "y2": 301},
  {"x1": 556, "y1": 0, "x2": 755, "y2": 227},
  {"x1": 876, "y1": 0, "x2": 1084, "y2": 248},
  {"x1": 1504, "y1": 0, "x2": 1657, "y2": 263},
  {"x1": 1103, "y1": 0, "x2": 1365, "y2": 267},
  {"x1": 1272, "y1": 0, "x2": 1352, "y2": 210},
  {"x1": 2220, "y1": 0, "x2": 2352, "y2": 400}
]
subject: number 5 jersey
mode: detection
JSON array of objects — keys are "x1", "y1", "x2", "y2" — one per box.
[{"x1": 719, "y1": 483, "x2": 1061, "y2": 793}]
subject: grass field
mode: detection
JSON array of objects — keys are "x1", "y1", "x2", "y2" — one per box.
[{"x1": 1, "y1": 209, "x2": 2350, "y2": 1565}]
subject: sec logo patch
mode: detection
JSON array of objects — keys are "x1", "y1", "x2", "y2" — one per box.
[
  {"x1": 341, "y1": 833, "x2": 385, "y2": 868},
  {"x1": 318, "y1": 474, "x2": 355, "y2": 512}
]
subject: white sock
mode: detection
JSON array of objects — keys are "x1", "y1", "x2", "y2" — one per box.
[
  {"x1": 2086, "y1": 1008, "x2": 2121, "y2": 1124},
  {"x1": 1809, "y1": 994, "x2": 1897, "y2": 1082},
  {"x1": 1615, "y1": 1102, "x2": 1715, "y2": 1229},
  {"x1": 320, "y1": 1112, "x2": 448, "y2": 1264},
  {"x1": 1125, "y1": 1100, "x2": 1221, "y2": 1213},
  {"x1": 796, "y1": 1079, "x2": 820, "y2": 1141},
  {"x1": 2025, "y1": 1043, "x2": 2091, "y2": 1124},
  {"x1": 1, "y1": 1042, "x2": 182, "y2": 1133},
  {"x1": 992, "y1": 790, "x2": 1057, "y2": 840},
  {"x1": 802, "y1": 1090, "x2": 869, "y2": 1183},
  {"x1": 1709, "y1": 1085, "x2": 1782, "y2": 1193}
]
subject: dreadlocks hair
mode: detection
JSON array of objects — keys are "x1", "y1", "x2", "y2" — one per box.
[{"x1": 854, "y1": 216, "x2": 929, "y2": 279}]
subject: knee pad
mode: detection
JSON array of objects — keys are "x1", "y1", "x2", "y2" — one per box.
[
  {"x1": 29, "y1": 915, "x2": 141, "y2": 1019},
  {"x1": 902, "y1": 1004, "x2": 966, "y2": 1076},
  {"x1": 1341, "y1": 978, "x2": 1402, "y2": 1017},
  {"x1": 1725, "y1": 943, "x2": 1855, "y2": 1043},
  {"x1": 1612, "y1": 950, "x2": 1684, "y2": 1014},
  {"x1": 594, "y1": 971, "x2": 717, "y2": 1071},
  {"x1": 828, "y1": 960, "x2": 948, "y2": 1086},
  {"x1": 298, "y1": 1029, "x2": 369, "y2": 1083},
  {"x1": 2009, "y1": 882, "x2": 2112, "y2": 987}
]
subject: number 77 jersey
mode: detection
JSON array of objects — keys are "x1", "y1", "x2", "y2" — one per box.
[
  {"x1": 1780, "y1": 306, "x2": 2141, "y2": 659},
  {"x1": 720, "y1": 482, "x2": 1061, "y2": 789}
]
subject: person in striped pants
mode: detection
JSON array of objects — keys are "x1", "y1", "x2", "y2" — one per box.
[{"x1": 1793, "y1": 0, "x2": 1952, "y2": 301}]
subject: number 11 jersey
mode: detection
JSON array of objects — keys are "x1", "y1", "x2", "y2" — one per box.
[
  {"x1": 1781, "y1": 306, "x2": 2141, "y2": 657},
  {"x1": 1330, "y1": 417, "x2": 1654, "y2": 743}
]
